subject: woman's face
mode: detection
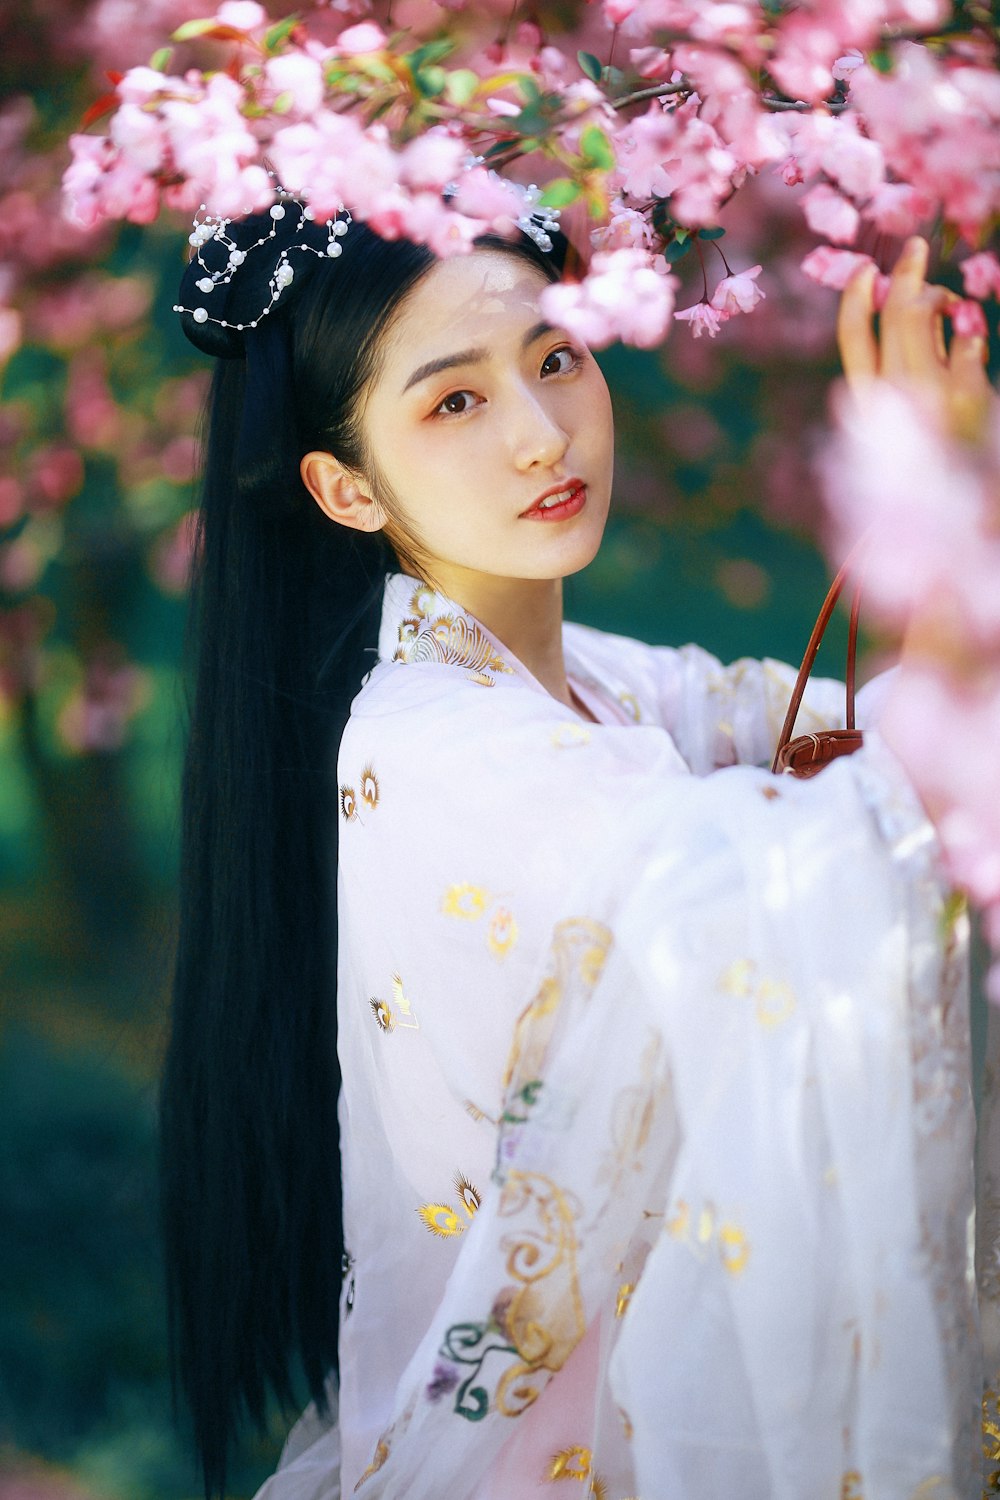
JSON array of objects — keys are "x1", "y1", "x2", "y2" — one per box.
[{"x1": 358, "y1": 248, "x2": 615, "y2": 591}]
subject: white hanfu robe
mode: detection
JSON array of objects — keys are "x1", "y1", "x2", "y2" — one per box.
[{"x1": 255, "y1": 570, "x2": 990, "y2": 1500}]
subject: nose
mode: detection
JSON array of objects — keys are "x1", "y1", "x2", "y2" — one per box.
[{"x1": 510, "y1": 383, "x2": 570, "y2": 472}]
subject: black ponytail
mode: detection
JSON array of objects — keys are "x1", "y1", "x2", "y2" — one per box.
[{"x1": 160, "y1": 209, "x2": 566, "y2": 1495}]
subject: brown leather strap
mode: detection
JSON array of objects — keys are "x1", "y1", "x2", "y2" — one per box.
[{"x1": 770, "y1": 547, "x2": 865, "y2": 776}]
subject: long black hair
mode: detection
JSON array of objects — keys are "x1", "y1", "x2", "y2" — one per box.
[{"x1": 160, "y1": 206, "x2": 565, "y2": 1495}]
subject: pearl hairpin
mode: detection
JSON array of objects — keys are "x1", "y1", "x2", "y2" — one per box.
[{"x1": 173, "y1": 190, "x2": 351, "y2": 332}]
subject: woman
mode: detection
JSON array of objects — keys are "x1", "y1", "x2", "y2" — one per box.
[{"x1": 162, "y1": 201, "x2": 993, "y2": 1500}]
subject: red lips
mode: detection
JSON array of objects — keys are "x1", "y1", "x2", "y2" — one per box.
[{"x1": 520, "y1": 477, "x2": 586, "y2": 517}]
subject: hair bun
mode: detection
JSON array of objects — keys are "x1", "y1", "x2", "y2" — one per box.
[{"x1": 175, "y1": 204, "x2": 334, "y2": 360}]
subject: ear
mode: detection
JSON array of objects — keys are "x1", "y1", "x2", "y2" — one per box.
[{"x1": 300, "y1": 451, "x2": 383, "y2": 533}]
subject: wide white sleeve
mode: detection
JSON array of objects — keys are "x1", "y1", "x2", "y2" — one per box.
[
  {"x1": 346, "y1": 720, "x2": 981, "y2": 1500},
  {"x1": 567, "y1": 621, "x2": 889, "y2": 774}
]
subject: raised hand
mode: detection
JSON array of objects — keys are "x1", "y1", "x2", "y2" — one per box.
[{"x1": 837, "y1": 236, "x2": 996, "y2": 444}]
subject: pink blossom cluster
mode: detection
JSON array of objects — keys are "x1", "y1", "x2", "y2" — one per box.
[
  {"x1": 61, "y1": 0, "x2": 1000, "y2": 350},
  {"x1": 540, "y1": 249, "x2": 678, "y2": 349},
  {"x1": 820, "y1": 382, "x2": 1000, "y2": 995}
]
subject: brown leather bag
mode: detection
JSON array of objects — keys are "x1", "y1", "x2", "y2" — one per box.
[{"x1": 771, "y1": 558, "x2": 864, "y2": 779}]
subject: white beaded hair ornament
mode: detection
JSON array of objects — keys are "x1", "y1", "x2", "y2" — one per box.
[
  {"x1": 174, "y1": 172, "x2": 562, "y2": 336},
  {"x1": 173, "y1": 191, "x2": 351, "y2": 333}
]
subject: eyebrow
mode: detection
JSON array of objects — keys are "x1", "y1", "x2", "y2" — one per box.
[{"x1": 401, "y1": 320, "x2": 557, "y2": 394}]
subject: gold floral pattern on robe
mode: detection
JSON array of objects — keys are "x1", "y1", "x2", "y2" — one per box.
[
  {"x1": 546, "y1": 1445, "x2": 610, "y2": 1496},
  {"x1": 417, "y1": 1171, "x2": 482, "y2": 1237},
  {"x1": 393, "y1": 584, "x2": 512, "y2": 686}
]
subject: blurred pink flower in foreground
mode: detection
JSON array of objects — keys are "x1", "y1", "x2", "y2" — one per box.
[
  {"x1": 820, "y1": 381, "x2": 1000, "y2": 993},
  {"x1": 540, "y1": 250, "x2": 677, "y2": 349}
]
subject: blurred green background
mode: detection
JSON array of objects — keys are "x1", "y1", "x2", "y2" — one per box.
[{"x1": 2, "y1": 10, "x2": 987, "y2": 1496}]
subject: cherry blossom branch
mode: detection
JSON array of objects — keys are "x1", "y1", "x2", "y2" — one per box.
[{"x1": 610, "y1": 81, "x2": 692, "y2": 111}]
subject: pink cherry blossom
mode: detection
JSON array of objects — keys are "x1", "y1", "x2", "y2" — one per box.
[
  {"x1": 265, "y1": 54, "x2": 326, "y2": 117},
  {"x1": 801, "y1": 183, "x2": 861, "y2": 244},
  {"x1": 540, "y1": 251, "x2": 677, "y2": 350},
  {"x1": 863, "y1": 181, "x2": 932, "y2": 238},
  {"x1": 821, "y1": 382, "x2": 1000, "y2": 643},
  {"x1": 961, "y1": 251, "x2": 1000, "y2": 301},
  {"x1": 335, "y1": 22, "x2": 387, "y2": 55},
  {"x1": 952, "y1": 300, "x2": 988, "y2": 339},
  {"x1": 710, "y1": 264, "x2": 765, "y2": 316},
  {"x1": 214, "y1": 1, "x2": 266, "y2": 30},
  {"x1": 398, "y1": 130, "x2": 468, "y2": 193},
  {"x1": 674, "y1": 301, "x2": 725, "y2": 338}
]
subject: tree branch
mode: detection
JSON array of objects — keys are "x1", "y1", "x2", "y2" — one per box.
[{"x1": 610, "y1": 81, "x2": 690, "y2": 111}]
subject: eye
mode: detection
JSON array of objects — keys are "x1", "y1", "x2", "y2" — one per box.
[
  {"x1": 540, "y1": 345, "x2": 582, "y2": 377},
  {"x1": 433, "y1": 389, "x2": 479, "y2": 417}
]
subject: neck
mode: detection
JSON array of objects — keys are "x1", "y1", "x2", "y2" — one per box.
[{"x1": 420, "y1": 565, "x2": 572, "y2": 707}]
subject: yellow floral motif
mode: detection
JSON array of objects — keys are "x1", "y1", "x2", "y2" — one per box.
[
  {"x1": 493, "y1": 1171, "x2": 585, "y2": 1418},
  {"x1": 442, "y1": 883, "x2": 488, "y2": 920},
  {"x1": 369, "y1": 998, "x2": 393, "y2": 1032},
  {"x1": 488, "y1": 905, "x2": 519, "y2": 959},
  {"x1": 369, "y1": 972, "x2": 418, "y2": 1033},
  {"x1": 600, "y1": 1034, "x2": 667, "y2": 1195},
  {"x1": 618, "y1": 691, "x2": 641, "y2": 723},
  {"x1": 841, "y1": 1473, "x2": 864, "y2": 1500},
  {"x1": 502, "y1": 919, "x2": 613, "y2": 1096},
  {"x1": 359, "y1": 764, "x2": 379, "y2": 809},
  {"x1": 719, "y1": 958, "x2": 796, "y2": 1029},
  {"x1": 463, "y1": 1098, "x2": 497, "y2": 1126},
  {"x1": 339, "y1": 786, "x2": 357, "y2": 822},
  {"x1": 909, "y1": 1479, "x2": 953, "y2": 1499},
  {"x1": 353, "y1": 1437, "x2": 389, "y2": 1492},
  {"x1": 545, "y1": 1448, "x2": 609, "y2": 1497},
  {"x1": 417, "y1": 1171, "x2": 482, "y2": 1237},
  {"x1": 666, "y1": 1197, "x2": 750, "y2": 1276},
  {"x1": 615, "y1": 1281, "x2": 635, "y2": 1318},
  {"x1": 984, "y1": 1386, "x2": 1000, "y2": 1492},
  {"x1": 391, "y1": 971, "x2": 418, "y2": 1029},
  {"x1": 618, "y1": 1407, "x2": 634, "y2": 1441},
  {"x1": 551, "y1": 722, "x2": 591, "y2": 748},
  {"x1": 718, "y1": 1223, "x2": 751, "y2": 1276},
  {"x1": 410, "y1": 583, "x2": 436, "y2": 617},
  {"x1": 417, "y1": 1202, "x2": 464, "y2": 1237}
]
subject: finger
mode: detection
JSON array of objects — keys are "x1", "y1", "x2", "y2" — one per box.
[
  {"x1": 884, "y1": 234, "x2": 930, "y2": 298},
  {"x1": 882, "y1": 282, "x2": 957, "y2": 384},
  {"x1": 949, "y1": 332, "x2": 995, "y2": 440},
  {"x1": 837, "y1": 262, "x2": 879, "y2": 385}
]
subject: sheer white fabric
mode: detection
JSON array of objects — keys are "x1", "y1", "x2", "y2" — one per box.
[{"x1": 255, "y1": 572, "x2": 987, "y2": 1500}]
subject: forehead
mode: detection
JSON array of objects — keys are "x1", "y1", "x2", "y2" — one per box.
[{"x1": 382, "y1": 249, "x2": 551, "y2": 368}]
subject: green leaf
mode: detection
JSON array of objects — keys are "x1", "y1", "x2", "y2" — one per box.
[
  {"x1": 673, "y1": 226, "x2": 690, "y2": 243},
  {"x1": 148, "y1": 46, "x2": 172, "y2": 72},
  {"x1": 579, "y1": 124, "x2": 615, "y2": 172},
  {"x1": 512, "y1": 106, "x2": 545, "y2": 135},
  {"x1": 578, "y1": 50, "x2": 603, "y2": 83},
  {"x1": 172, "y1": 16, "x2": 224, "y2": 39},
  {"x1": 408, "y1": 38, "x2": 454, "y2": 70},
  {"x1": 697, "y1": 226, "x2": 725, "y2": 240},
  {"x1": 264, "y1": 15, "x2": 299, "y2": 52},
  {"x1": 444, "y1": 68, "x2": 479, "y2": 106},
  {"x1": 664, "y1": 238, "x2": 691, "y2": 263},
  {"x1": 416, "y1": 65, "x2": 447, "y2": 97},
  {"x1": 537, "y1": 178, "x2": 582, "y2": 208},
  {"x1": 271, "y1": 90, "x2": 294, "y2": 114},
  {"x1": 519, "y1": 75, "x2": 541, "y2": 104},
  {"x1": 869, "y1": 46, "x2": 893, "y2": 74}
]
